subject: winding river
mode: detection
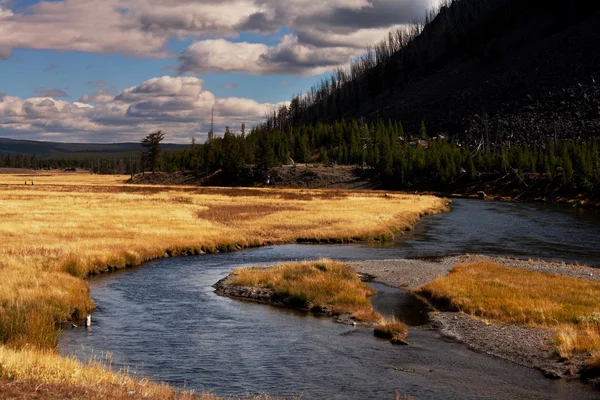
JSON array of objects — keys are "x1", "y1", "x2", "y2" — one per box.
[{"x1": 60, "y1": 199, "x2": 600, "y2": 399}]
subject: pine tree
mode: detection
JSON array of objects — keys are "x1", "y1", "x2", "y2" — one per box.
[{"x1": 141, "y1": 130, "x2": 165, "y2": 173}]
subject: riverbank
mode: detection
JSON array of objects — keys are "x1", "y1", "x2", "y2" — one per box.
[{"x1": 351, "y1": 255, "x2": 600, "y2": 383}]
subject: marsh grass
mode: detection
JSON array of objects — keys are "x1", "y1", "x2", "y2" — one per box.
[
  {"x1": 416, "y1": 262, "x2": 600, "y2": 358},
  {"x1": 231, "y1": 259, "x2": 382, "y2": 322}
]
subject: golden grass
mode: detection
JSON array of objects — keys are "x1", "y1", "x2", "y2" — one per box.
[
  {"x1": 0, "y1": 172, "x2": 446, "y2": 393},
  {"x1": 0, "y1": 346, "x2": 196, "y2": 399},
  {"x1": 230, "y1": 259, "x2": 382, "y2": 322},
  {"x1": 415, "y1": 262, "x2": 600, "y2": 358},
  {"x1": 374, "y1": 318, "x2": 409, "y2": 341},
  {"x1": 0, "y1": 347, "x2": 293, "y2": 399}
]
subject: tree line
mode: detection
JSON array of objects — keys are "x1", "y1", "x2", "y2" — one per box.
[
  {"x1": 3, "y1": 120, "x2": 599, "y2": 196},
  {"x1": 157, "y1": 120, "x2": 600, "y2": 193}
]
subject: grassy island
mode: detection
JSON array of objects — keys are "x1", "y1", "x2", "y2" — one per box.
[{"x1": 227, "y1": 259, "x2": 382, "y2": 322}]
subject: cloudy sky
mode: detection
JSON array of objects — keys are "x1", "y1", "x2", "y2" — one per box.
[{"x1": 0, "y1": 0, "x2": 438, "y2": 143}]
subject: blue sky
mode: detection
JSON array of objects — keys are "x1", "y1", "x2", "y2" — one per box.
[{"x1": 0, "y1": 0, "x2": 435, "y2": 142}]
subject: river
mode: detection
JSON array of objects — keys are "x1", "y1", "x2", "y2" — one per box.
[{"x1": 60, "y1": 199, "x2": 600, "y2": 399}]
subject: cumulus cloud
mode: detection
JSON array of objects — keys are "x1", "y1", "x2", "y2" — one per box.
[
  {"x1": 0, "y1": 76, "x2": 285, "y2": 143},
  {"x1": 179, "y1": 35, "x2": 359, "y2": 76},
  {"x1": 35, "y1": 88, "x2": 69, "y2": 98},
  {"x1": 0, "y1": 0, "x2": 170, "y2": 58}
]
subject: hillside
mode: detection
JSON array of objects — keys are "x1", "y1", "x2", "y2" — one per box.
[{"x1": 271, "y1": 0, "x2": 600, "y2": 144}]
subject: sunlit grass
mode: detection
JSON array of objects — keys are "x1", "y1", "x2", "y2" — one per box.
[
  {"x1": 0, "y1": 172, "x2": 446, "y2": 393},
  {"x1": 0, "y1": 346, "x2": 196, "y2": 399},
  {"x1": 231, "y1": 259, "x2": 382, "y2": 322},
  {"x1": 415, "y1": 262, "x2": 600, "y2": 358},
  {"x1": 0, "y1": 346, "x2": 294, "y2": 399}
]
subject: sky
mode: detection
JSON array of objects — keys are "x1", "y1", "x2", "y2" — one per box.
[{"x1": 0, "y1": 0, "x2": 439, "y2": 143}]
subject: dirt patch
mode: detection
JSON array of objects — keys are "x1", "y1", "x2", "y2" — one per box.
[
  {"x1": 431, "y1": 313, "x2": 584, "y2": 380},
  {"x1": 131, "y1": 165, "x2": 378, "y2": 190},
  {"x1": 0, "y1": 168, "x2": 41, "y2": 175},
  {"x1": 349, "y1": 256, "x2": 471, "y2": 290},
  {"x1": 264, "y1": 165, "x2": 378, "y2": 190}
]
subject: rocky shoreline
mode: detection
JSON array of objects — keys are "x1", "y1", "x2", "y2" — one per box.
[{"x1": 351, "y1": 254, "x2": 600, "y2": 383}]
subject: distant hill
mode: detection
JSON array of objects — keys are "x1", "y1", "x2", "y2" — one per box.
[{"x1": 0, "y1": 138, "x2": 188, "y2": 159}]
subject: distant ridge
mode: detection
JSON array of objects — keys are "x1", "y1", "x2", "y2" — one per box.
[{"x1": 0, "y1": 137, "x2": 187, "y2": 159}]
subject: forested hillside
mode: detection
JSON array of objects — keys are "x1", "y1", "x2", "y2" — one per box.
[{"x1": 264, "y1": 0, "x2": 600, "y2": 144}]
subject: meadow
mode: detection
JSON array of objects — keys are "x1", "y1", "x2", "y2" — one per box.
[
  {"x1": 0, "y1": 171, "x2": 448, "y2": 396},
  {"x1": 416, "y1": 262, "x2": 600, "y2": 367}
]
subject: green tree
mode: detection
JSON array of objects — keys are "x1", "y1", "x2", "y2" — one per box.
[{"x1": 141, "y1": 130, "x2": 165, "y2": 173}]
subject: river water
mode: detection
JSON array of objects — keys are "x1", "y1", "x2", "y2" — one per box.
[{"x1": 60, "y1": 199, "x2": 600, "y2": 399}]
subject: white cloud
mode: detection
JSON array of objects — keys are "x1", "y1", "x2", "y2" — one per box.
[
  {"x1": 0, "y1": 0, "x2": 170, "y2": 58},
  {"x1": 0, "y1": 76, "x2": 286, "y2": 143},
  {"x1": 179, "y1": 35, "x2": 360, "y2": 75}
]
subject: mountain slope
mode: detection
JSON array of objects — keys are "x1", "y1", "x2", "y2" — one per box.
[{"x1": 272, "y1": 0, "x2": 600, "y2": 144}]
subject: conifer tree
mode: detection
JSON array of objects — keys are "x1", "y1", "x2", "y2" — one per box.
[{"x1": 141, "y1": 130, "x2": 165, "y2": 173}]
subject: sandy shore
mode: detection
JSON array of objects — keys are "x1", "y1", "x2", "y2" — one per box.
[{"x1": 350, "y1": 255, "x2": 600, "y2": 382}]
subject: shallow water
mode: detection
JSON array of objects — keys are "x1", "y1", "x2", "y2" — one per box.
[{"x1": 60, "y1": 199, "x2": 600, "y2": 399}]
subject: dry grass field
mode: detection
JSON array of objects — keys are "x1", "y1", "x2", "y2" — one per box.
[
  {"x1": 230, "y1": 259, "x2": 382, "y2": 322},
  {"x1": 416, "y1": 262, "x2": 600, "y2": 366},
  {"x1": 0, "y1": 171, "x2": 448, "y2": 393}
]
